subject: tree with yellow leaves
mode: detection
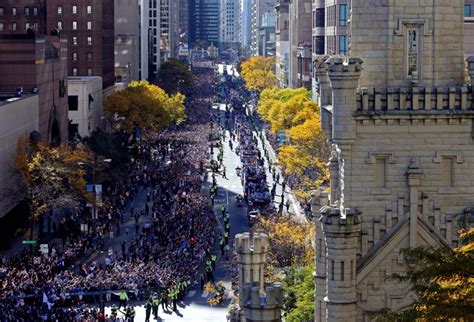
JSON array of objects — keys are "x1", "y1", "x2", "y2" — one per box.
[
  {"x1": 13, "y1": 137, "x2": 92, "y2": 226},
  {"x1": 104, "y1": 80, "x2": 186, "y2": 133},
  {"x1": 258, "y1": 87, "x2": 330, "y2": 196},
  {"x1": 256, "y1": 216, "x2": 315, "y2": 268},
  {"x1": 241, "y1": 56, "x2": 276, "y2": 92},
  {"x1": 374, "y1": 228, "x2": 474, "y2": 321}
]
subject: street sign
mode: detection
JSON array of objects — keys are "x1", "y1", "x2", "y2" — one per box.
[{"x1": 22, "y1": 240, "x2": 37, "y2": 245}]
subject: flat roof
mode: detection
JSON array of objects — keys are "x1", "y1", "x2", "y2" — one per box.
[{"x1": 0, "y1": 93, "x2": 38, "y2": 107}]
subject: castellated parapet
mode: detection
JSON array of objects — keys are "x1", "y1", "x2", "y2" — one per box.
[{"x1": 230, "y1": 233, "x2": 282, "y2": 322}]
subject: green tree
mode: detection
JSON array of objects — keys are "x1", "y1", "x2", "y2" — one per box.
[
  {"x1": 373, "y1": 228, "x2": 474, "y2": 321},
  {"x1": 104, "y1": 80, "x2": 186, "y2": 133},
  {"x1": 241, "y1": 56, "x2": 276, "y2": 93},
  {"x1": 283, "y1": 265, "x2": 315, "y2": 322},
  {"x1": 156, "y1": 58, "x2": 194, "y2": 94}
]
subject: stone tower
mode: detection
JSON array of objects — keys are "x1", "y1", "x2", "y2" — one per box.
[
  {"x1": 312, "y1": 1, "x2": 474, "y2": 321},
  {"x1": 230, "y1": 232, "x2": 283, "y2": 322}
]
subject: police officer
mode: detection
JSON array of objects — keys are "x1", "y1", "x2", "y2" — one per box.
[
  {"x1": 152, "y1": 292, "x2": 160, "y2": 318},
  {"x1": 219, "y1": 236, "x2": 225, "y2": 255},
  {"x1": 118, "y1": 291, "x2": 128, "y2": 309},
  {"x1": 200, "y1": 272, "x2": 205, "y2": 290},
  {"x1": 211, "y1": 254, "x2": 217, "y2": 270},
  {"x1": 110, "y1": 304, "x2": 118, "y2": 320},
  {"x1": 160, "y1": 291, "x2": 168, "y2": 311},
  {"x1": 221, "y1": 205, "x2": 226, "y2": 216},
  {"x1": 144, "y1": 300, "x2": 152, "y2": 322}
]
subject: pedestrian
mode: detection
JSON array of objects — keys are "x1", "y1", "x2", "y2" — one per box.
[
  {"x1": 222, "y1": 166, "x2": 227, "y2": 179},
  {"x1": 200, "y1": 272, "x2": 205, "y2": 290},
  {"x1": 152, "y1": 293, "x2": 160, "y2": 318},
  {"x1": 286, "y1": 199, "x2": 291, "y2": 212},
  {"x1": 145, "y1": 300, "x2": 152, "y2": 322},
  {"x1": 118, "y1": 290, "x2": 128, "y2": 309}
]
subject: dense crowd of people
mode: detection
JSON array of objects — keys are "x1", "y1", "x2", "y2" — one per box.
[{"x1": 0, "y1": 64, "x2": 220, "y2": 321}]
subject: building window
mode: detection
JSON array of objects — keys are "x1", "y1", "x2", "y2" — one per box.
[
  {"x1": 57, "y1": 21, "x2": 63, "y2": 30},
  {"x1": 87, "y1": 68, "x2": 92, "y2": 76},
  {"x1": 0, "y1": 7, "x2": 4, "y2": 16},
  {"x1": 315, "y1": 36, "x2": 325, "y2": 55},
  {"x1": 375, "y1": 158, "x2": 387, "y2": 188},
  {"x1": 25, "y1": 22, "x2": 30, "y2": 30},
  {"x1": 339, "y1": 35, "x2": 347, "y2": 54},
  {"x1": 340, "y1": 261, "x2": 345, "y2": 281},
  {"x1": 12, "y1": 22, "x2": 17, "y2": 31},
  {"x1": 72, "y1": 52, "x2": 78, "y2": 61},
  {"x1": 0, "y1": 23, "x2": 3, "y2": 31},
  {"x1": 465, "y1": 5, "x2": 472, "y2": 17},
  {"x1": 72, "y1": 5, "x2": 77, "y2": 14},
  {"x1": 87, "y1": 21, "x2": 92, "y2": 30},
  {"x1": 339, "y1": 4, "x2": 348, "y2": 26},
  {"x1": 87, "y1": 5, "x2": 92, "y2": 14},
  {"x1": 331, "y1": 260, "x2": 335, "y2": 281},
  {"x1": 72, "y1": 68, "x2": 78, "y2": 76},
  {"x1": 87, "y1": 36, "x2": 92, "y2": 45},
  {"x1": 72, "y1": 36, "x2": 78, "y2": 45},
  {"x1": 442, "y1": 157, "x2": 454, "y2": 187},
  {"x1": 68, "y1": 96, "x2": 79, "y2": 111},
  {"x1": 32, "y1": 23, "x2": 38, "y2": 30},
  {"x1": 315, "y1": 8, "x2": 325, "y2": 27},
  {"x1": 407, "y1": 27, "x2": 420, "y2": 80},
  {"x1": 24, "y1": 7, "x2": 30, "y2": 16},
  {"x1": 12, "y1": 7, "x2": 17, "y2": 15},
  {"x1": 33, "y1": 6, "x2": 38, "y2": 16},
  {"x1": 87, "y1": 52, "x2": 92, "y2": 62},
  {"x1": 72, "y1": 21, "x2": 77, "y2": 30},
  {"x1": 57, "y1": 5, "x2": 62, "y2": 14}
]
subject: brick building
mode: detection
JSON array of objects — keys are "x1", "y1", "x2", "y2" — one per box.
[
  {"x1": 0, "y1": 32, "x2": 68, "y2": 145},
  {"x1": 0, "y1": 0, "x2": 115, "y2": 89}
]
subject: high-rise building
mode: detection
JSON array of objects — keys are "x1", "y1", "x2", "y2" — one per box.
[
  {"x1": 179, "y1": 0, "x2": 189, "y2": 46},
  {"x1": 0, "y1": 0, "x2": 115, "y2": 89},
  {"x1": 288, "y1": 0, "x2": 311, "y2": 89},
  {"x1": 219, "y1": 0, "x2": 241, "y2": 50},
  {"x1": 241, "y1": 0, "x2": 252, "y2": 48},
  {"x1": 258, "y1": 10, "x2": 276, "y2": 56},
  {"x1": 250, "y1": 0, "x2": 276, "y2": 56},
  {"x1": 115, "y1": 0, "x2": 140, "y2": 84},
  {"x1": 312, "y1": 1, "x2": 474, "y2": 320},
  {"x1": 312, "y1": 0, "x2": 350, "y2": 56},
  {"x1": 189, "y1": 0, "x2": 220, "y2": 48},
  {"x1": 275, "y1": 0, "x2": 289, "y2": 87}
]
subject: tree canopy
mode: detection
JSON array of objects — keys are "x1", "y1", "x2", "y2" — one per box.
[
  {"x1": 104, "y1": 80, "x2": 186, "y2": 133},
  {"x1": 156, "y1": 58, "x2": 194, "y2": 94},
  {"x1": 258, "y1": 87, "x2": 330, "y2": 196},
  {"x1": 14, "y1": 137, "x2": 91, "y2": 221},
  {"x1": 241, "y1": 56, "x2": 276, "y2": 92},
  {"x1": 374, "y1": 228, "x2": 474, "y2": 321},
  {"x1": 283, "y1": 265, "x2": 315, "y2": 322}
]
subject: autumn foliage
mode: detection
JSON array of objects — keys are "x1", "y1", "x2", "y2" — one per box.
[
  {"x1": 104, "y1": 80, "x2": 186, "y2": 133},
  {"x1": 241, "y1": 56, "x2": 276, "y2": 93},
  {"x1": 14, "y1": 137, "x2": 92, "y2": 221},
  {"x1": 258, "y1": 87, "x2": 330, "y2": 196}
]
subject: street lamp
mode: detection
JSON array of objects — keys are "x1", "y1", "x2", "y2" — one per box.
[{"x1": 78, "y1": 158, "x2": 112, "y2": 220}]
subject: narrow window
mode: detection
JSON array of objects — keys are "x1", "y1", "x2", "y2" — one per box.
[
  {"x1": 0, "y1": 7, "x2": 4, "y2": 16},
  {"x1": 72, "y1": 68, "x2": 78, "y2": 76},
  {"x1": 24, "y1": 7, "x2": 30, "y2": 16},
  {"x1": 331, "y1": 260, "x2": 335, "y2": 280},
  {"x1": 57, "y1": 21, "x2": 63, "y2": 30},
  {"x1": 442, "y1": 157, "x2": 454, "y2": 187},
  {"x1": 87, "y1": 21, "x2": 92, "y2": 30},
  {"x1": 340, "y1": 261, "x2": 345, "y2": 281},
  {"x1": 33, "y1": 6, "x2": 38, "y2": 16},
  {"x1": 72, "y1": 21, "x2": 77, "y2": 30},
  {"x1": 375, "y1": 158, "x2": 387, "y2": 188},
  {"x1": 0, "y1": 23, "x2": 3, "y2": 32},
  {"x1": 57, "y1": 5, "x2": 62, "y2": 14},
  {"x1": 72, "y1": 5, "x2": 77, "y2": 14},
  {"x1": 407, "y1": 27, "x2": 419, "y2": 80},
  {"x1": 339, "y1": 4, "x2": 348, "y2": 26},
  {"x1": 12, "y1": 7, "x2": 17, "y2": 16},
  {"x1": 12, "y1": 22, "x2": 17, "y2": 31},
  {"x1": 350, "y1": 260, "x2": 354, "y2": 280},
  {"x1": 339, "y1": 35, "x2": 347, "y2": 54},
  {"x1": 87, "y1": 5, "x2": 92, "y2": 14}
]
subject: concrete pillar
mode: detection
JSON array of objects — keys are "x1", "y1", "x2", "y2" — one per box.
[{"x1": 321, "y1": 207, "x2": 361, "y2": 322}]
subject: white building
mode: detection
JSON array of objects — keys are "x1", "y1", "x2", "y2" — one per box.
[
  {"x1": 220, "y1": 0, "x2": 241, "y2": 49},
  {"x1": 0, "y1": 94, "x2": 39, "y2": 217},
  {"x1": 68, "y1": 77, "x2": 103, "y2": 138}
]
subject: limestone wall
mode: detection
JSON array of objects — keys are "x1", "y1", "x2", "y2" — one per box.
[{"x1": 350, "y1": 0, "x2": 465, "y2": 88}]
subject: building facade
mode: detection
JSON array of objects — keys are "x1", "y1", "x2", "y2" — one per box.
[
  {"x1": 258, "y1": 10, "x2": 276, "y2": 57},
  {"x1": 0, "y1": 0, "x2": 115, "y2": 89},
  {"x1": 250, "y1": 0, "x2": 276, "y2": 56},
  {"x1": 219, "y1": 0, "x2": 241, "y2": 50},
  {"x1": 275, "y1": 0, "x2": 289, "y2": 87},
  {"x1": 115, "y1": 0, "x2": 140, "y2": 85},
  {"x1": 288, "y1": 0, "x2": 311, "y2": 88},
  {"x1": 68, "y1": 76, "x2": 103, "y2": 138},
  {"x1": 241, "y1": 0, "x2": 252, "y2": 49},
  {"x1": 312, "y1": 1, "x2": 474, "y2": 320},
  {"x1": 0, "y1": 33, "x2": 69, "y2": 145},
  {"x1": 189, "y1": 0, "x2": 220, "y2": 47},
  {"x1": 0, "y1": 94, "x2": 39, "y2": 218},
  {"x1": 312, "y1": 0, "x2": 349, "y2": 56}
]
